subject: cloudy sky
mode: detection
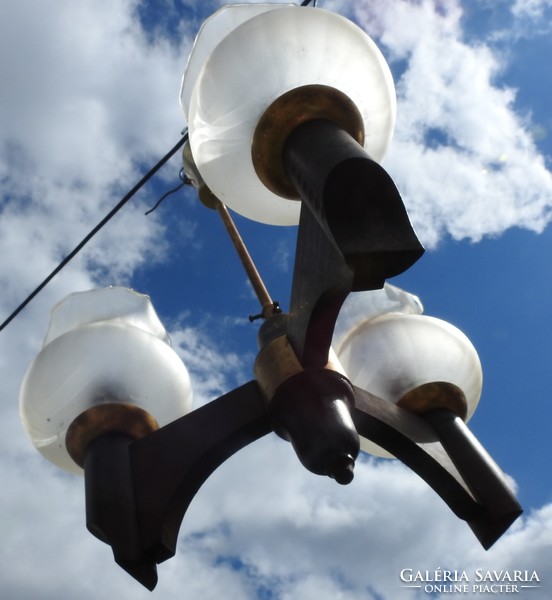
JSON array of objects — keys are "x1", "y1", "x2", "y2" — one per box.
[{"x1": 1, "y1": 0, "x2": 552, "y2": 598}]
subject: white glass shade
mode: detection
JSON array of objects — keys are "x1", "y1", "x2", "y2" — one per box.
[
  {"x1": 182, "y1": 4, "x2": 396, "y2": 225},
  {"x1": 180, "y1": 4, "x2": 287, "y2": 117},
  {"x1": 20, "y1": 287, "x2": 193, "y2": 474},
  {"x1": 336, "y1": 310, "x2": 482, "y2": 457}
]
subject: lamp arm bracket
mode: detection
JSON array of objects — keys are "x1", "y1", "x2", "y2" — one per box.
[
  {"x1": 129, "y1": 380, "x2": 271, "y2": 564},
  {"x1": 285, "y1": 120, "x2": 424, "y2": 368},
  {"x1": 287, "y1": 200, "x2": 354, "y2": 368},
  {"x1": 352, "y1": 386, "x2": 522, "y2": 549},
  {"x1": 283, "y1": 119, "x2": 424, "y2": 292}
]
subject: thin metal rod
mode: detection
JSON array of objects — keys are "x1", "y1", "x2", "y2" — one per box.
[{"x1": 214, "y1": 199, "x2": 276, "y2": 319}]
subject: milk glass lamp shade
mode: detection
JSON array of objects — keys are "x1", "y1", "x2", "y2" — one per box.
[
  {"x1": 19, "y1": 287, "x2": 193, "y2": 474},
  {"x1": 182, "y1": 4, "x2": 397, "y2": 225},
  {"x1": 180, "y1": 3, "x2": 285, "y2": 116},
  {"x1": 336, "y1": 312, "x2": 483, "y2": 457}
]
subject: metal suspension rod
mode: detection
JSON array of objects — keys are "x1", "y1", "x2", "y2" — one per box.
[
  {"x1": 182, "y1": 140, "x2": 278, "y2": 320},
  {"x1": 214, "y1": 198, "x2": 278, "y2": 320}
]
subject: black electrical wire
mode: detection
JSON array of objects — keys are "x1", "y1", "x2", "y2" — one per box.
[
  {"x1": 144, "y1": 169, "x2": 189, "y2": 215},
  {"x1": 300, "y1": 0, "x2": 317, "y2": 6},
  {"x1": 0, "y1": 132, "x2": 188, "y2": 334}
]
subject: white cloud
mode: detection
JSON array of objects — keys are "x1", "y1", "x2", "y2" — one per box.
[
  {"x1": 169, "y1": 322, "x2": 249, "y2": 403},
  {"x1": 512, "y1": 0, "x2": 552, "y2": 19},
  {"x1": 0, "y1": 0, "x2": 192, "y2": 303},
  {"x1": 354, "y1": 0, "x2": 552, "y2": 247}
]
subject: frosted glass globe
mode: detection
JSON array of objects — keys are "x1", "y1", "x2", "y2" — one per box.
[
  {"x1": 180, "y1": 3, "x2": 288, "y2": 117},
  {"x1": 336, "y1": 312, "x2": 483, "y2": 457},
  {"x1": 182, "y1": 4, "x2": 396, "y2": 225},
  {"x1": 20, "y1": 287, "x2": 193, "y2": 474}
]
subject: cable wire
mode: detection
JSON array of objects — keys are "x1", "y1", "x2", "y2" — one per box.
[
  {"x1": 0, "y1": 132, "x2": 188, "y2": 334},
  {"x1": 144, "y1": 182, "x2": 186, "y2": 215},
  {"x1": 144, "y1": 169, "x2": 189, "y2": 215}
]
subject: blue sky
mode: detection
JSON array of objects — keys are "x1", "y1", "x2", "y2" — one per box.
[{"x1": 1, "y1": 1, "x2": 552, "y2": 599}]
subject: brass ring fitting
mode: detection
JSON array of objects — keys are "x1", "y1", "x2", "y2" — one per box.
[
  {"x1": 65, "y1": 403, "x2": 159, "y2": 468},
  {"x1": 254, "y1": 334, "x2": 346, "y2": 402},
  {"x1": 397, "y1": 382, "x2": 468, "y2": 420},
  {"x1": 251, "y1": 84, "x2": 365, "y2": 200}
]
